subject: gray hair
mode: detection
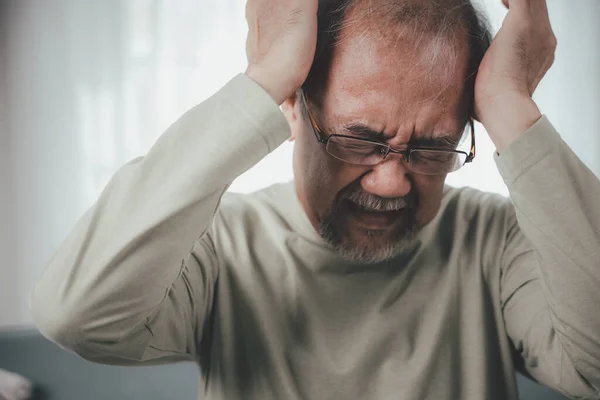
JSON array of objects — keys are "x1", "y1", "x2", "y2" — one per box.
[{"x1": 302, "y1": 0, "x2": 492, "y2": 117}]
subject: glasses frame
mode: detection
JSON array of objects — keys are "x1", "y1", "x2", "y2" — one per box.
[{"x1": 300, "y1": 90, "x2": 476, "y2": 175}]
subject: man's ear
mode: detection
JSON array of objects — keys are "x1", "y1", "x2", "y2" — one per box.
[{"x1": 281, "y1": 93, "x2": 301, "y2": 142}]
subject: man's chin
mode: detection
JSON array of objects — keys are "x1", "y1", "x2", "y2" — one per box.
[
  {"x1": 325, "y1": 226, "x2": 417, "y2": 264},
  {"x1": 332, "y1": 239, "x2": 412, "y2": 264},
  {"x1": 319, "y1": 207, "x2": 419, "y2": 264}
]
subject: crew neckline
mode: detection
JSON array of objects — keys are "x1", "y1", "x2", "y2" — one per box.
[{"x1": 269, "y1": 180, "x2": 447, "y2": 272}]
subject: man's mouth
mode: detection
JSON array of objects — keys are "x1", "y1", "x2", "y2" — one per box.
[{"x1": 345, "y1": 200, "x2": 406, "y2": 229}]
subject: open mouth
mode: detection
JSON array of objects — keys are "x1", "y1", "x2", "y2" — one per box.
[{"x1": 345, "y1": 200, "x2": 406, "y2": 229}]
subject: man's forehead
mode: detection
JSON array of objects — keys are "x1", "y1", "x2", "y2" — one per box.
[
  {"x1": 330, "y1": 22, "x2": 468, "y2": 99},
  {"x1": 323, "y1": 33, "x2": 469, "y2": 120},
  {"x1": 322, "y1": 96, "x2": 466, "y2": 142}
]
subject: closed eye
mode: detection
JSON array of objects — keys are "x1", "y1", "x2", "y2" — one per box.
[
  {"x1": 341, "y1": 124, "x2": 389, "y2": 141},
  {"x1": 410, "y1": 135, "x2": 459, "y2": 150}
]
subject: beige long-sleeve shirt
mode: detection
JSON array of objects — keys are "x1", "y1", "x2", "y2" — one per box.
[{"x1": 31, "y1": 74, "x2": 600, "y2": 400}]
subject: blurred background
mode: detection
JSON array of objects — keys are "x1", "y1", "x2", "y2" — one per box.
[{"x1": 0, "y1": 0, "x2": 598, "y2": 398}]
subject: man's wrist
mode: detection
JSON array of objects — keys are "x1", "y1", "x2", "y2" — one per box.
[
  {"x1": 478, "y1": 95, "x2": 542, "y2": 154},
  {"x1": 245, "y1": 67, "x2": 293, "y2": 106}
]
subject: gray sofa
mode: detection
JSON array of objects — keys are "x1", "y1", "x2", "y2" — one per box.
[
  {"x1": 0, "y1": 329, "x2": 569, "y2": 400},
  {"x1": 0, "y1": 330, "x2": 199, "y2": 400}
]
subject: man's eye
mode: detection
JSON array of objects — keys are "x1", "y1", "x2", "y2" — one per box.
[
  {"x1": 342, "y1": 142, "x2": 378, "y2": 153},
  {"x1": 413, "y1": 152, "x2": 452, "y2": 163},
  {"x1": 345, "y1": 142, "x2": 372, "y2": 150}
]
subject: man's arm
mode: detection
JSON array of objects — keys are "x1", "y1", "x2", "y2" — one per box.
[
  {"x1": 498, "y1": 117, "x2": 600, "y2": 398},
  {"x1": 30, "y1": 0, "x2": 319, "y2": 365},
  {"x1": 30, "y1": 74, "x2": 290, "y2": 364},
  {"x1": 474, "y1": 2, "x2": 600, "y2": 395}
]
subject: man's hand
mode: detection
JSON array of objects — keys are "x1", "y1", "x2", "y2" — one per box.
[
  {"x1": 244, "y1": 0, "x2": 318, "y2": 105},
  {"x1": 475, "y1": 0, "x2": 557, "y2": 153}
]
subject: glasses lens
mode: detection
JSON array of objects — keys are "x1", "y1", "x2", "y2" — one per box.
[
  {"x1": 409, "y1": 150, "x2": 468, "y2": 175},
  {"x1": 326, "y1": 136, "x2": 386, "y2": 166}
]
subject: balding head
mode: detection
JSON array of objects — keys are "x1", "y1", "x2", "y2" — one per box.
[{"x1": 303, "y1": 0, "x2": 492, "y2": 116}]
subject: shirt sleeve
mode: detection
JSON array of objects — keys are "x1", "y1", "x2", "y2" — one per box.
[
  {"x1": 497, "y1": 116, "x2": 600, "y2": 399},
  {"x1": 30, "y1": 74, "x2": 290, "y2": 365}
]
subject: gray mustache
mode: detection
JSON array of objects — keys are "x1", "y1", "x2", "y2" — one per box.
[{"x1": 344, "y1": 190, "x2": 409, "y2": 212}]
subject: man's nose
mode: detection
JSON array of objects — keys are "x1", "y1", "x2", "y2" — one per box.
[{"x1": 360, "y1": 157, "x2": 412, "y2": 198}]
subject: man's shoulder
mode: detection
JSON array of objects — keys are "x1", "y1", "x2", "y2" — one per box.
[
  {"x1": 434, "y1": 185, "x2": 519, "y2": 252},
  {"x1": 214, "y1": 181, "x2": 298, "y2": 235},
  {"x1": 424, "y1": 186, "x2": 521, "y2": 282},
  {"x1": 436, "y1": 185, "x2": 519, "y2": 269},
  {"x1": 206, "y1": 182, "x2": 300, "y2": 271},
  {"x1": 220, "y1": 180, "x2": 294, "y2": 212},
  {"x1": 441, "y1": 184, "x2": 515, "y2": 222}
]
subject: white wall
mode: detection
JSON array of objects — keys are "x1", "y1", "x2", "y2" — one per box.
[
  {"x1": 534, "y1": 0, "x2": 600, "y2": 170},
  {"x1": 0, "y1": 0, "x2": 252, "y2": 328},
  {"x1": 0, "y1": 0, "x2": 598, "y2": 328},
  {"x1": 0, "y1": 1, "x2": 80, "y2": 325},
  {"x1": 0, "y1": 0, "x2": 19, "y2": 326}
]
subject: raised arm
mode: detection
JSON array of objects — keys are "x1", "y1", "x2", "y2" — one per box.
[
  {"x1": 498, "y1": 117, "x2": 600, "y2": 398},
  {"x1": 30, "y1": 74, "x2": 289, "y2": 365},
  {"x1": 475, "y1": 0, "x2": 600, "y2": 397},
  {"x1": 30, "y1": 0, "x2": 318, "y2": 365}
]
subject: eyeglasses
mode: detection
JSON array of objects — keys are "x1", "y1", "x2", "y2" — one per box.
[{"x1": 300, "y1": 90, "x2": 476, "y2": 176}]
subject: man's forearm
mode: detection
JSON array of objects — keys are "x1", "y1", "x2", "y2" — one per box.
[
  {"x1": 497, "y1": 118, "x2": 600, "y2": 390},
  {"x1": 479, "y1": 95, "x2": 543, "y2": 154}
]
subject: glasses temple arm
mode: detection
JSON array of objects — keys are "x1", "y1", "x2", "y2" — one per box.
[{"x1": 300, "y1": 90, "x2": 328, "y2": 144}]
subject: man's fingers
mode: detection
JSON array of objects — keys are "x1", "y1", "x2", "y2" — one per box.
[
  {"x1": 504, "y1": 0, "x2": 552, "y2": 29},
  {"x1": 530, "y1": 0, "x2": 549, "y2": 11},
  {"x1": 517, "y1": 0, "x2": 551, "y2": 20},
  {"x1": 534, "y1": 0, "x2": 552, "y2": 26}
]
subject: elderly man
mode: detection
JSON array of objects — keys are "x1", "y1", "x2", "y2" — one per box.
[{"x1": 31, "y1": 0, "x2": 600, "y2": 399}]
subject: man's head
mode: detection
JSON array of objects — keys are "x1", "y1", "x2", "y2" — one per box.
[{"x1": 282, "y1": 0, "x2": 492, "y2": 263}]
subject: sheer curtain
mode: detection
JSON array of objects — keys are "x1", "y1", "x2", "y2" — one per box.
[
  {"x1": 75, "y1": 0, "x2": 252, "y2": 203},
  {"x1": 1, "y1": 0, "x2": 598, "y2": 329}
]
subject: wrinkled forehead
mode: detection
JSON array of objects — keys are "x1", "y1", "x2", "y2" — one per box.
[{"x1": 322, "y1": 13, "x2": 471, "y2": 124}]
